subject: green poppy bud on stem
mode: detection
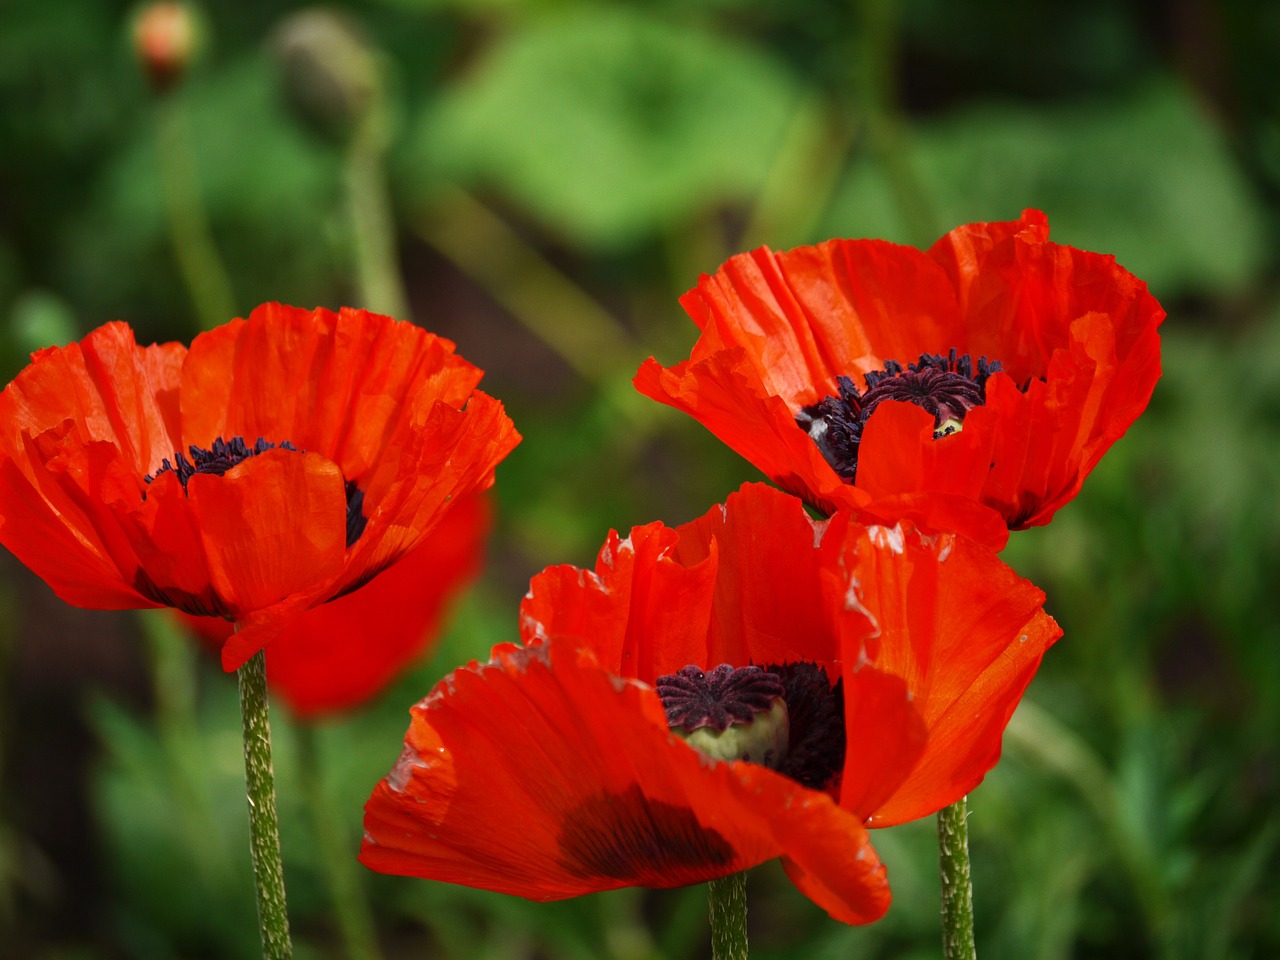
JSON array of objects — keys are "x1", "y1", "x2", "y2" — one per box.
[{"x1": 272, "y1": 9, "x2": 383, "y2": 146}]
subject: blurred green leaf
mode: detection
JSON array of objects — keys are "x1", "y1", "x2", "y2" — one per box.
[
  {"x1": 824, "y1": 79, "x2": 1269, "y2": 297},
  {"x1": 404, "y1": 8, "x2": 803, "y2": 248}
]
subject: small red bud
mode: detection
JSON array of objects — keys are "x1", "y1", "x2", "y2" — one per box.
[{"x1": 133, "y1": 2, "x2": 198, "y2": 94}]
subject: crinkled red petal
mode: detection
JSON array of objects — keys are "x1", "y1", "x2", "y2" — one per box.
[
  {"x1": 338, "y1": 390, "x2": 518, "y2": 598},
  {"x1": 521, "y1": 484, "x2": 858, "y2": 682},
  {"x1": 180, "y1": 305, "x2": 481, "y2": 479},
  {"x1": 184, "y1": 493, "x2": 491, "y2": 716},
  {"x1": 853, "y1": 400, "x2": 1009, "y2": 549},
  {"x1": 361, "y1": 641, "x2": 890, "y2": 924},
  {"x1": 634, "y1": 349, "x2": 864, "y2": 518},
  {"x1": 677, "y1": 240, "x2": 962, "y2": 408},
  {"x1": 121, "y1": 448, "x2": 349, "y2": 669},
  {"x1": 839, "y1": 523, "x2": 1062, "y2": 826},
  {"x1": 0, "y1": 323, "x2": 185, "y2": 607}
]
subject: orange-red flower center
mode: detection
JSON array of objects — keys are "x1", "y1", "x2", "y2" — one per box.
[
  {"x1": 655, "y1": 662, "x2": 845, "y2": 792},
  {"x1": 796, "y1": 350, "x2": 1001, "y2": 482},
  {"x1": 145, "y1": 435, "x2": 368, "y2": 547}
]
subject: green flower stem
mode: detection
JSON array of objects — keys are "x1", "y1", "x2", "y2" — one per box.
[
  {"x1": 707, "y1": 872, "x2": 748, "y2": 960},
  {"x1": 156, "y1": 96, "x2": 237, "y2": 329},
  {"x1": 345, "y1": 113, "x2": 410, "y2": 321},
  {"x1": 237, "y1": 648, "x2": 293, "y2": 960},
  {"x1": 853, "y1": 0, "x2": 937, "y2": 247},
  {"x1": 296, "y1": 725, "x2": 384, "y2": 960},
  {"x1": 937, "y1": 796, "x2": 977, "y2": 960}
]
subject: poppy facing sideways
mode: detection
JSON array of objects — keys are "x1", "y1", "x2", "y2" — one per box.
[
  {"x1": 0, "y1": 304, "x2": 519, "y2": 669},
  {"x1": 181, "y1": 493, "x2": 490, "y2": 718},
  {"x1": 362, "y1": 484, "x2": 1060, "y2": 924},
  {"x1": 634, "y1": 210, "x2": 1164, "y2": 549}
]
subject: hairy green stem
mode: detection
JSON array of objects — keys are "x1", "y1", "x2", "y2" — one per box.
[
  {"x1": 296, "y1": 726, "x2": 383, "y2": 960},
  {"x1": 707, "y1": 872, "x2": 748, "y2": 960},
  {"x1": 937, "y1": 796, "x2": 977, "y2": 960},
  {"x1": 238, "y1": 648, "x2": 293, "y2": 960},
  {"x1": 346, "y1": 117, "x2": 410, "y2": 321},
  {"x1": 156, "y1": 96, "x2": 236, "y2": 329}
]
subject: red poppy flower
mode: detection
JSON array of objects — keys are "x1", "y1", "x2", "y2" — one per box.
[
  {"x1": 362, "y1": 484, "x2": 1060, "y2": 923},
  {"x1": 0, "y1": 304, "x2": 519, "y2": 670},
  {"x1": 634, "y1": 210, "x2": 1164, "y2": 549},
  {"x1": 181, "y1": 493, "x2": 490, "y2": 717}
]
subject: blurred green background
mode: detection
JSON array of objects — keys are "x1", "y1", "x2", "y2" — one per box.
[{"x1": 2, "y1": 0, "x2": 1278, "y2": 957}]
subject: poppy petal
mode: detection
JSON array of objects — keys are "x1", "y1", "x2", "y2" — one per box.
[
  {"x1": 836, "y1": 663, "x2": 927, "y2": 822},
  {"x1": 853, "y1": 400, "x2": 1009, "y2": 548},
  {"x1": 340, "y1": 390, "x2": 519, "y2": 597},
  {"x1": 1, "y1": 322, "x2": 183, "y2": 476},
  {"x1": 840, "y1": 524, "x2": 1062, "y2": 826},
  {"x1": 180, "y1": 305, "x2": 483, "y2": 480},
  {"x1": 0, "y1": 423, "x2": 155, "y2": 608},
  {"x1": 520, "y1": 485, "x2": 856, "y2": 682},
  {"x1": 670, "y1": 484, "x2": 848, "y2": 669},
  {"x1": 634, "y1": 350, "x2": 860, "y2": 517},
  {"x1": 0, "y1": 324, "x2": 186, "y2": 607},
  {"x1": 122, "y1": 448, "x2": 349, "y2": 669},
  {"x1": 361, "y1": 641, "x2": 890, "y2": 924},
  {"x1": 193, "y1": 449, "x2": 345, "y2": 612},
  {"x1": 520, "y1": 522, "x2": 720, "y2": 682},
  {"x1": 677, "y1": 241, "x2": 961, "y2": 407},
  {"x1": 184, "y1": 493, "x2": 492, "y2": 716}
]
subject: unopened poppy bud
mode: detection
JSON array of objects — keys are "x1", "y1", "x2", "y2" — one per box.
[
  {"x1": 132, "y1": 2, "x2": 200, "y2": 94},
  {"x1": 656, "y1": 664, "x2": 790, "y2": 769},
  {"x1": 272, "y1": 9, "x2": 381, "y2": 145}
]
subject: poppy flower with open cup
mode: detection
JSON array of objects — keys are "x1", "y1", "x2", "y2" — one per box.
[
  {"x1": 634, "y1": 210, "x2": 1164, "y2": 549},
  {"x1": 0, "y1": 303, "x2": 519, "y2": 670},
  {"x1": 360, "y1": 484, "x2": 1060, "y2": 924}
]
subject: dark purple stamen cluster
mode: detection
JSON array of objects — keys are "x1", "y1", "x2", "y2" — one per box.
[
  {"x1": 796, "y1": 349, "x2": 1002, "y2": 482},
  {"x1": 146, "y1": 435, "x2": 368, "y2": 548},
  {"x1": 764, "y1": 662, "x2": 845, "y2": 792},
  {"x1": 146, "y1": 436, "x2": 297, "y2": 488},
  {"x1": 656, "y1": 664, "x2": 785, "y2": 733}
]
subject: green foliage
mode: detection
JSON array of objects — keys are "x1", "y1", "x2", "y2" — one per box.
[
  {"x1": 406, "y1": 7, "x2": 802, "y2": 249},
  {"x1": 823, "y1": 80, "x2": 1269, "y2": 297}
]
